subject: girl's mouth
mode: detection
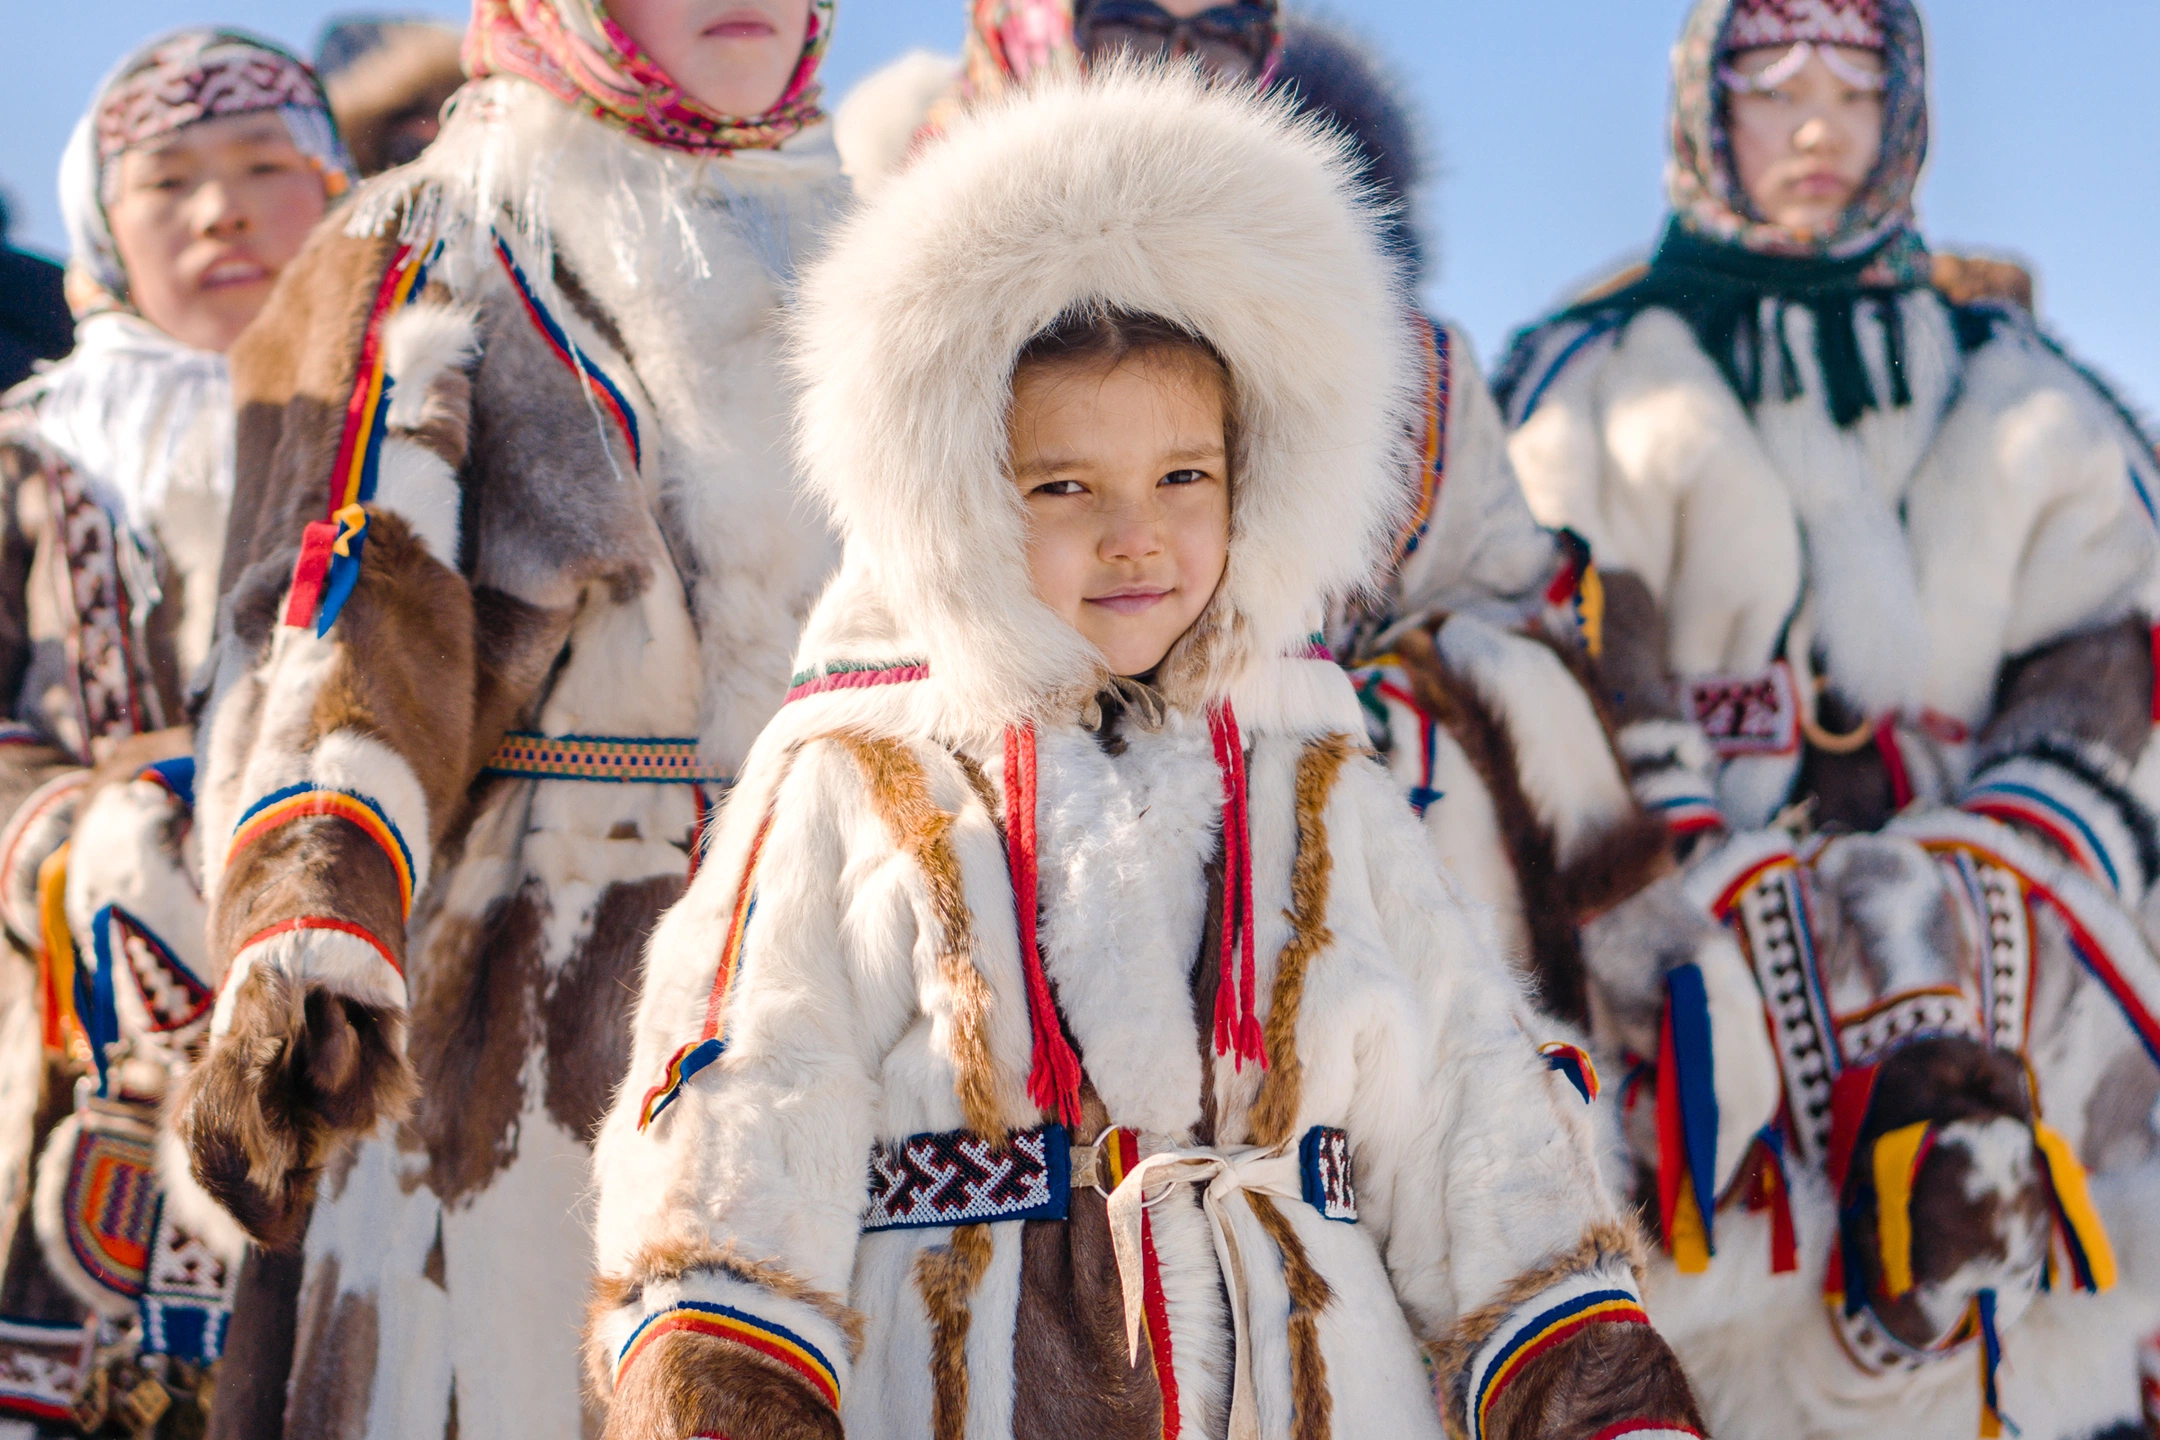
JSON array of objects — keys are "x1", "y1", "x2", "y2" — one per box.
[
  {"x1": 704, "y1": 10, "x2": 778, "y2": 38},
  {"x1": 198, "y1": 256, "x2": 269, "y2": 290},
  {"x1": 1086, "y1": 587, "x2": 1171, "y2": 615}
]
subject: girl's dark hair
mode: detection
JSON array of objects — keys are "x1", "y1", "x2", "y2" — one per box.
[{"x1": 1014, "y1": 305, "x2": 1232, "y2": 391}]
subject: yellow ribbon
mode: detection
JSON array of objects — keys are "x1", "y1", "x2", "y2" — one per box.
[
  {"x1": 35, "y1": 843, "x2": 82, "y2": 1060},
  {"x1": 2033, "y1": 1122, "x2": 2117, "y2": 1292},
  {"x1": 1872, "y1": 1120, "x2": 1933, "y2": 1299},
  {"x1": 1669, "y1": 1179, "x2": 1711, "y2": 1274},
  {"x1": 1576, "y1": 561, "x2": 1606, "y2": 659},
  {"x1": 330, "y1": 502, "x2": 368, "y2": 557}
]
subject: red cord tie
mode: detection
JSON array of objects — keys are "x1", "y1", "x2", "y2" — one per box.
[
  {"x1": 1208, "y1": 702, "x2": 1267, "y2": 1072},
  {"x1": 1006, "y1": 723, "x2": 1084, "y2": 1127}
]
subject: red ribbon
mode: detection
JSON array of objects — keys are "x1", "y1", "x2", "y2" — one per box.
[
  {"x1": 1208, "y1": 702, "x2": 1266, "y2": 1071},
  {"x1": 1004, "y1": 724, "x2": 1083, "y2": 1127}
]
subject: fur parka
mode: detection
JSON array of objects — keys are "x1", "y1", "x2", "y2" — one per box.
[
  {"x1": 589, "y1": 67, "x2": 1700, "y2": 1440},
  {"x1": 171, "y1": 72, "x2": 846, "y2": 1439}
]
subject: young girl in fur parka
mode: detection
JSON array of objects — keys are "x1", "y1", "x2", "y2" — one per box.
[
  {"x1": 168, "y1": 1, "x2": 846, "y2": 1434},
  {"x1": 0, "y1": 30, "x2": 347, "y2": 1423},
  {"x1": 1495, "y1": 1, "x2": 2160, "y2": 1435},
  {"x1": 589, "y1": 64, "x2": 1704, "y2": 1440}
]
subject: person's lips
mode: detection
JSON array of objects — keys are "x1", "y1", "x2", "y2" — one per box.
[
  {"x1": 197, "y1": 255, "x2": 269, "y2": 290},
  {"x1": 1085, "y1": 586, "x2": 1172, "y2": 615},
  {"x1": 1791, "y1": 170, "x2": 1850, "y2": 198},
  {"x1": 704, "y1": 8, "x2": 778, "y2": 38}
]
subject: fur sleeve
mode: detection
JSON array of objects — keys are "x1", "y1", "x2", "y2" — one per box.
[
  {"x1": 1328, "y1": 761, "x2": 1639, "y2": 1356},
  {"x1": 588, "y1": 737, "x2": 922, "y2": 1416}
]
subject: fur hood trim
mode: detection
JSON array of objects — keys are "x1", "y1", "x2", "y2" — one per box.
[{"x1": 790, "y1": 63, "x2": 1418, "y2": 728}]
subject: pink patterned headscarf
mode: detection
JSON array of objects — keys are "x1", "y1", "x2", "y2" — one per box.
[
  {"x1": 465, "y1": 0, "x2": 834, "y2": 155},
  {"x1": 1726, "y1": 0, "x2": 1885, "y2": 51}
]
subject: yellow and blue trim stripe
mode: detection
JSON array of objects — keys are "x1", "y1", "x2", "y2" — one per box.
[
  {"x1": 229, "y1": 785, "x2": 415, "y2": 920},
  {"x1": 614, "y1": 1301, "x2": 838, "y2": 1410}
]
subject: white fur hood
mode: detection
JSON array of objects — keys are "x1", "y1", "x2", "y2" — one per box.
[{"x1": 789, "y1": 64, "x2": 1418, "y2": 731}]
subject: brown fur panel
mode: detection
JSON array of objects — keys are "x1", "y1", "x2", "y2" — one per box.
[
  {"x1": 598, "y1": 1329, "x2": 842, "y2": 1440},
  {"x1": 1012, "y1": 1190, "x2": 1167, "y2": 1440},
  {"x1": 1393, "y1": 626, "x2": 1590, "y2": 1026},
  {"x1": 309, "y1": 511, "x2": 478, "y2": 836},
  {"x1": 174, "y1": 967, "x2": 417, "y2": 1250},
  {"x1": 223, "y1": 226, "x2": 399, "y2": 599},
  {"x1": 212, "y1": 817, "x2": 412, "y2": 976},
  {"x1": 467, "y1": 587, "x2": 579, "y2": 781},
  {"x1": 835, "y1": 733, "x2": 1008, "y2": 1142},
  {"x1": 1586, "y1": 570, "x2": 1682, "y2": 729},
  {"x1": 1427, "y1": 1220, "x2": 1647, "y2": 1420},
  {"x1": 1932, "y1": 253, "x2": 2036, "y2": 313},
  {"x1": 1980, "y1": 615, "x2": 2155, "y2": 771},
  {"x1": 397, "y1": 356, "x2": 474, "y2": 474},
  {"x1": 284, "y1": 1253, "x2": 380, "y2": 1440},
  {"x1": 543, "y1": 876, "x2": 681, "y2": 1144},
  {"x1": 1247, "y1": 736, "x2": 1355, "y2": 1149},
  {"x1": 915, "y1": 1224, "x2": 995, "y2": 1440},
  {"x1": 1476, "y1": 1315, "x2": 1703, "y2": 1440},
  {"x1": 205, "y1": 1245, "x2": 306, "y2": 1440},
  {"x1": 1247, "y1": 1194, "x2": 1335, "y2": 1440},
  {"x1": 401, "y1": 879, "x2": 542, "y2": 1206}
]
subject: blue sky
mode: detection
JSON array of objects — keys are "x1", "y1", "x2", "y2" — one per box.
[{"x1": 5, "y1": 2, "x2": 2154, "y2": 412}]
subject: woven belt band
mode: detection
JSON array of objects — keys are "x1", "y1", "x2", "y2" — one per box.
[
  {"x1": 860, "y1": 1123, "x2": 1355, "y2": 1233},
  {"x1": 481, "y1": 732, "x2": 728, "y2": 784}
]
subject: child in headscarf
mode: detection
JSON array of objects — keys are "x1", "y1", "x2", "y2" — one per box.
[
  {"x1": 588, "y1": 62, "x2": 1702, "y2": 1440},
  {"x1": 0, "y1": 28, "x2": 350, "y2": 1430},
  {"x1": 1495, "y1": 1, "x2": 2160, "y2": 1434},
  {"x1": 167, "y1": 1, "x2": 847, "y2": 1435}
]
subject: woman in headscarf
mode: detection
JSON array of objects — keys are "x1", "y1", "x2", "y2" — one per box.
[
  {"x1": 1495, "y1": 2, "x2": 2160, "y2": 1434},
  {"x1": 0, "y1": 29, "x2": 348, "y2": 1429},
  {"x1": 166, "y1": 1, "x2": 847, "y2": 1434}
]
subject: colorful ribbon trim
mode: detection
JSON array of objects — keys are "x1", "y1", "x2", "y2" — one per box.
[
  {"x1": 1358, "y1": 671, "x2": 1442, "y2": 816},
  {"x1": 1963, "y1": 773, "x2": 2125, "y2": 895},
  {"x1": 1394, "y1": 314, "x2": 1450, "y2": 566},
  {"x1": 1004, "y1": 723, "x2": 1083, "y2": 1128},
  {"x1": 136, "y1": 756, "x2": 195, "y2": 810},
  {"x1": 613, "y1": 1300, "x2": 839, "y2": 1410},
  {"x1": 637, "y1": 809, "x2": 776, "y2": 1130},
  {"x1": 1975, "y1": 1289, "x2": 2008, "y2": 1438},
  {"x1": 1743, "y1": 1126, "x2": 1799, "y2": 1274},
  {"x1": 1540, "y1": 1041, "x2": 1600, "y2": 1103},
  {"x1": 1655, "y1": 964, "x2": 1719, "y2": 1273},
  {"x1": 493, "y1": 232, "x2": 641, "y2": 468},
  {"x1": 285, "y1": 240, "x2": 440, "y2": 636},
  {"x1": 35, "y1": 845, "x2": 84, "y2": 1061},
  {"x1": 1474, "y1": 1288, "x2": 1651, "y2": 1440},
  {"x1": 229, "y1": 785, "x2": 415, "y2": 920},
  {"x1": 482, "y1": 732, "x2": 728, "y2": 784},
  {"x1": 783, "y1": 658, "x2": 929, "y2": 705}
]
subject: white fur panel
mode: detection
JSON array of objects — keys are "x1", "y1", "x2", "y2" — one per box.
[
  {"x1": 219, "y1": 624, "x2": 342, "y2": 898},
  {"x1": 380, "y1": 302, "x2": 477, "y2": 429},
  {"x1": 371, "y1": 438, "x2": 462, "y2": 568},
  {"x1": 1434, "y1": 614, "x2": 1633, "y2": 866},
  {"x1": 832, "y1": 50, "x2": 958, "y2": 197},
  {"x1": 211, "y1": 922, "x2": 406, "y2": 1035},
  {"x1": 792, "y1": 65, "x2": 1419, "y2": 720},
  {"x1": 307, "y1": 728, "x2": 433, "y2": 896}
]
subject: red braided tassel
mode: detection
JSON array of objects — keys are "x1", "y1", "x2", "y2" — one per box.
[
  {"x1": 1005, "y1": 724, "x2": 1083, "y2": 1127},
  {"x1": 1208, "y1": 703, "x2": 1267, "y2": 1071}
]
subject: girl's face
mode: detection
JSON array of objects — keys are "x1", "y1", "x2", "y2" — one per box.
[
  {"x1": 107, "y1": 110, "x2": 330, "y2": 353},
  {"x1": 1007, "y1": 348, "x2": 1231, "y2": 678},
  {"x1": 1725, "y1": 43, "x2": 1885, "y2": 237},
  {"x1": 608, "y1": 0, "x2": 811, "y2": 116}
]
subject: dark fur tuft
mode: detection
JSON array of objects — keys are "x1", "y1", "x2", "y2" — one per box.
[{"x1": 1274, "y1": 13, "x2": 1430, "y2": 285}]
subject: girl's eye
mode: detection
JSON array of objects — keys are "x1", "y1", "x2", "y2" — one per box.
[
  {"x1": 1030, "y1": 479, "x2": 1085, "y2": 498},
  {"x1": 1161, "y1": 468, "x2": 1206, "y2": 486}
]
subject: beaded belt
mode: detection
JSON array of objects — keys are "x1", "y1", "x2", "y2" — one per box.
[
  {"x1": 480, "y1": 732, "x2": 728, "y2": 784},
  {"x1": 859, "y1": 1122, "x2": 1355, "y2": 1232}
]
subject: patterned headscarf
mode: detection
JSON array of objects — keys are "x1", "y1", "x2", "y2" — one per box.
[
  {"x1": 958, "y1": 0, "x2": 1282, "y2": 104},
  {"x1": 465, "y1": 0, "x2": 834, "y2": 155},
  {"x1": 60, "y1": 29, "x2": 353, "y2": 313},
  {"x1": 1667, "y1": 0, "x2": 1928, "y2": 280}
]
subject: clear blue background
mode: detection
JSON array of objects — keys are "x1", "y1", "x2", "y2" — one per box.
[{"x1": 4, "y1": 2, "x2": 2153, "y2": 413}]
